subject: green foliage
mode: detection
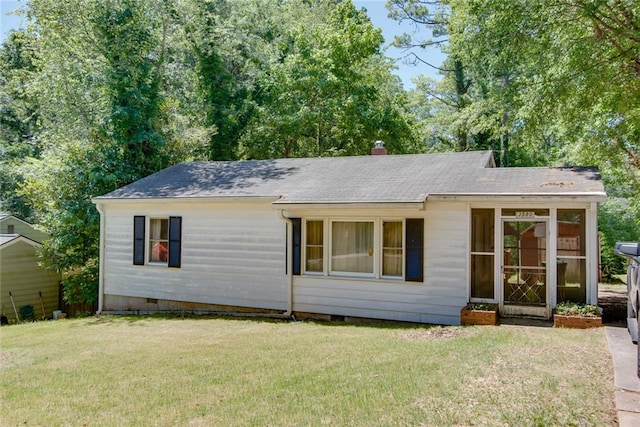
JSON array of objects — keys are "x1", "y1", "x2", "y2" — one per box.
[
  {"x1": 555, "y1": 301, "x2": 601, "y2": 318},
  {"x1": 465, "y1": 303, "x2": 496, "y2": 311},
  {"x1": 599, "y1": 199, "x2": 640, "y2": 276},
  {"x1": 237, "y1": 0, "x2": 418, "y2": 159}
]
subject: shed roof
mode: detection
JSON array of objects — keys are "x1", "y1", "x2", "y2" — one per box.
[
  {"x1": 93, "y1": 151, "x2": 605, "y2": 204},
  {"x1": 0, "y1": 234, "x2": 40, "y2": 249}
]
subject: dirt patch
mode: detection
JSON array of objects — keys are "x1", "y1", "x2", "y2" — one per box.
[{"x1": 397, "y1": 326, "x2": 474, "y2": 341}]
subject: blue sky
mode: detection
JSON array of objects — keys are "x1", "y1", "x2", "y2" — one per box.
[{"x1": 0, "y1": 0, "x2": 444, "y2": 89}]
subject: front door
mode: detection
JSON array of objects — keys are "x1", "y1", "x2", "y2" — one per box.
[{"x1": 501, "y1": 220, "x2": 548, "y2": 317}]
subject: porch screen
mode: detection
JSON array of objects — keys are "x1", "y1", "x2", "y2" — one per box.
[
  {"x1": 471, "y1": 209, "x2": 494, "y2": 299},
  {"x1": 556, "y1": 210, "x2": 586, "y2": 303}
]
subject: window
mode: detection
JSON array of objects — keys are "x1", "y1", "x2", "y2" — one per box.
[
  {"x1": 470, "y1": 209, "x2": 495, "y2": 299},
  {"x1": 305, "y1": 220, "x2": 323, "y2": 272},
  {"x1": 7, "y1": 224, "x2": 14, "y2": 234},
  {"x1": 149, "y1": 218, "x2": 169, "y2": 263},
  {"x1": 382, "y1": 221, "x2": 402, "y2": 277},
  {"x1": 331, "y1": 221, "x2": 374, "y2": 274},
  {"x1": 292, "y1": 217, "x2": 423, "y2": 281},
  {"x1": 133, "y1": 216, "x2": 182, "y2": 268}
]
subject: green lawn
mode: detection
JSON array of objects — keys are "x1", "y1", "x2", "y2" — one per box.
[{"x1": 1, "y1": 316, "x2": 616, "y2": 426}]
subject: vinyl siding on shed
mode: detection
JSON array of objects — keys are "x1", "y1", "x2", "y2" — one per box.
[
  {"x1": 0, "y1": 240, "x2": 60, "y2": 323},
  {"x1": 0, "y1": 217, "x2": 49, "y2": 243},
  {"x1": 101, "y1": 202, "x2": 288, "y2": 312}
]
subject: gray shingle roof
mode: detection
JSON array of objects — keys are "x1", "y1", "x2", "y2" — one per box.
[{"x1": 94, "y1": 151, "x2": 605, "y2": 204}]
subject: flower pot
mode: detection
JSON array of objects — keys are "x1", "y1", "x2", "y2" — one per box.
[
  {"x1": 553, "y1": 314, "x2": 602, "y2": 329},
  {"x1": 460, "y1": 307, "x2": 498, "y2": 326}
]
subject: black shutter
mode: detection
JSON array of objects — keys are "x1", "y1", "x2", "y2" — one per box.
[
  {"x1": 291, "y1": 218, "x2": 301, "y2": 276},
  {"x1": 168, "y1": 216, "x2": 182, "y2": 268},
  {"x1": 133, "y1": 216, "x2": 145, "y2": 265},
  {"x1": 405, "y1": 219, "x2": 424, "y2": 282}
]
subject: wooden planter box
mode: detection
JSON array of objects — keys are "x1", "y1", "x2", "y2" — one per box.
[
  {"x1": 553, "y1": 314, "x2": 602, "y2": 329},
  {"x1": 461, "y1": 307, "x2": 498, "y2": 326}
]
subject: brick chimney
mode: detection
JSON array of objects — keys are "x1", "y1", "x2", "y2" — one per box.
[{"x1": 371, "y1": 140, "x2": 387, "y2": 155}]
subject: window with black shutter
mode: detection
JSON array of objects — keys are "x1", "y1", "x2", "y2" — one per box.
[
  {"x1": 168, "y1": 216, "x2": 182, "y2": 268},
  {"x1": 133, "y1": 215, "x2": 182, "y2": 268},
  {"x1": 405, "y1": 219, "x2": 424, "y2": 282},
  {"x1": 133, "y1": 216, "x2": 145, "y2": 265},
  {"x1": 291, "y1": 218, "x2": 301, "y2": 276}
]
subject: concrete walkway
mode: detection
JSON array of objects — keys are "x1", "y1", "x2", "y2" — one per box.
[{"x1": 605, "y1": 326, "x2": 640, "y2": 426}]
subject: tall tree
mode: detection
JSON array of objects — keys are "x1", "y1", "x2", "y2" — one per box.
[
  {"x1": 238, "y1": 0, "x2": 418, "y2": 159},
  {"x1": 0, "y1": 30, "x2": 40, "y2": 219},
  {"x1": 19, "y1": 0, "x2": 180, "y2": 304}
]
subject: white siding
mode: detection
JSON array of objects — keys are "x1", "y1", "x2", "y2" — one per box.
[
  {"x1": 291, "y1": 202, "x2": 469, "y2": 325},
  {"x1": 101, "y1": 202, "x2": 288, "y2": 311}
]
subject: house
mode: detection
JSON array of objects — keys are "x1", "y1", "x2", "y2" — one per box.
[
  {"x1": 0, "y1": 215, "x2": 60, "y2": 323},
  {"x1": 92, "y1": 148, "x2": 606, "y2": 325}
]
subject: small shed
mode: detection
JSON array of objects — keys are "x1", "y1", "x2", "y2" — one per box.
[{"x1": 0, "y1": 217, "x2": 60, "y2": 323}]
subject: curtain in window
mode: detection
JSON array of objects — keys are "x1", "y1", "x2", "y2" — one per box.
[
  {"x1": 149, "y1": 219, "x2": 168, "y2": 263},
  {"x1": 306, "y1": 220, "x2": 323, "y2": 272},
  {"x1": 383, "y1": 222, "x2": 402, "y2": 276},
  {"x1": 331, "y1": 221, "x2": 373, "y2": 273}
]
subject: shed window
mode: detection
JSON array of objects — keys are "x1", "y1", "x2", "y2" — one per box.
[{"x1": 7, "y1": 224, "x2": 15, "y2": 234}]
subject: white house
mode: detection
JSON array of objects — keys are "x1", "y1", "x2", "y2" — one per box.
[{"x1": 92, "y1": 149, "x2": 606, "y2": 325}]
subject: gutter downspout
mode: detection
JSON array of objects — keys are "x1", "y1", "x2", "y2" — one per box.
[
  {"x1": 279, "y1": 210, "x2": 293, "y2": 317},
  {"x1": 95, "y1": 203, "x2": 105, "y2": 314}
]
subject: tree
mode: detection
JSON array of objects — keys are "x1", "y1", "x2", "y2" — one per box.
[
  {"x1": 237, "y1": 0, "x2": 418, "y2": 159},
  {"x1": 0, "y1": 30, "x2": 41, "y2": 220},
  {"x1": 18, "y1": 0, "x2": 182, "y2": 304}
]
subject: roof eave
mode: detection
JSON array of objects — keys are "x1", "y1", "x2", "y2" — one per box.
[
  {"x1": 92, "y1": 195, "x2": 282, "y2": 204},
  {"x1": 428, "y1": 192, "x2": 607, "y2": 202},
  {"x1": 271, "y1": 200, "x2": 427, "y2": 210}
]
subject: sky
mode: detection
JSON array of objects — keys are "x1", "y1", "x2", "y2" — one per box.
[{"x1": 0, "y1": 0, "x2": 445, "y2": 89}]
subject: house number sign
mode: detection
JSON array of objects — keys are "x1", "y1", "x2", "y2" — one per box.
[{"x1": 515, "y1": 211, "x2": 535, "y2": 218}]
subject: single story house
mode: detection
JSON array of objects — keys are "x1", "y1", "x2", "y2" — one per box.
[
  {"x1": 0, "y1": 215, "x2": 60, "y2": 323},
  {"x1": 92, "y1": 148, "x2": 606, "y2": 325}
]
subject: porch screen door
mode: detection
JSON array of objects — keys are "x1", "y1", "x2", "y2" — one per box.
[{"x1": 502, "y1": 220, "x2": 548, "y2": 316}]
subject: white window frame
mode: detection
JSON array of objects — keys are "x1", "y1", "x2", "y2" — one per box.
[
  {"x1": 301, "y1": 217, "x2": 406, "y2": 280},
  {"x1": 381, "y1": 219, "x2": 405, "y2": 279},
  {"x1": 148, "y1": 217, "x2": 169, "y2": 266},
  {"x1": 303, "y1": 218, "x2": 325, "y2": 275}
]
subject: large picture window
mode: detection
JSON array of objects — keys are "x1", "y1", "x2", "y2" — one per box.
[
  {"x1": 331, "y1": 221, "x2": 374, "y2": 274},
  {"x1": 292, "y1": 217, "x2": 423, "y2": 281}
]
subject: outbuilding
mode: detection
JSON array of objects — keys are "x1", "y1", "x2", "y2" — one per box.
[
  {"x1": 0, "y1": 215, "x2": 60, "y2": 323},
  {"x1": 92, "y1": 149, "x2": 606, "y2": 324}
]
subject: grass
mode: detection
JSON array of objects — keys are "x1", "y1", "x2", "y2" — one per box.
[{"x1": 1, "y1": 316, "x2": 616, "y2": 426}]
